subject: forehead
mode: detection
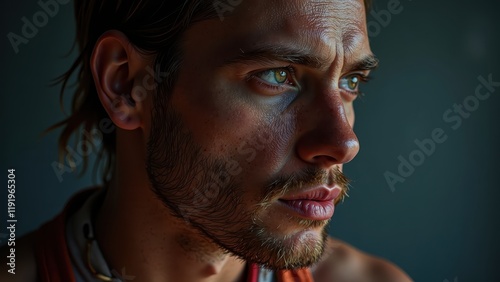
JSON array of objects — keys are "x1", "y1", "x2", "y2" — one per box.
[
  {"x1": 180, "y1": 0, "x2": 371, "y2": 71},
  {"x1": 216, "y1": 0, "x2": 368, "y2": 57},
  {"x1": 236, "y1": 0, "x2": 366, "y2": 36}
]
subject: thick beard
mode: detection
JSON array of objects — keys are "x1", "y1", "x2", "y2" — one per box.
[{"x1": 146, "y1": 95, "x2": 349, "y2": 270}]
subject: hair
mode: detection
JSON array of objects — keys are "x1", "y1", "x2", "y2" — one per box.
[
  {"x1": 50, "y1": 0, "x2": 372, "y2": 184},
  {"x1": 49, "y1": 0, "x2": 219, "y2": 183}
]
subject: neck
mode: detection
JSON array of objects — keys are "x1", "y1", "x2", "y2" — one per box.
[{"x1": 94, "y1": 130, "x2": 246, "y2": 282}]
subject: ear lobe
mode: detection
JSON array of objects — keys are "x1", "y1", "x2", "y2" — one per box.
[{"x1": 91, "y1": 30, "x2": 143, "y2": 130}]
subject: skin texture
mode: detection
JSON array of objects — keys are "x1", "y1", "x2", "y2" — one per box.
[
  {"x1": 0, "y1": 0, "x2": 413, "y2": 281},
  {"x1": 141, "y1": 0, "x2": 367, "y2": 271}
]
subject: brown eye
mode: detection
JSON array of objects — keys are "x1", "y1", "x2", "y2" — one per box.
[
  {"x1": 256, "y1": 68, "x2": 291, "y2": 85},
  {"x1": 340, "y1": 74, "x2": 364, "y2": 93},
  {"x1": 250, "y1": 66, "x2": 299, "y2": 96},
  {"x1": 274, "y1": 70, "x2": 288, "y2": 83},
  {"x1": 347, "y1": 76, "x2": 359, "y2": 90}
]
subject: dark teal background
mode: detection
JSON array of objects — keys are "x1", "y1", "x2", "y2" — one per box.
[{"x1": 1, "y1": 0, "x2": 499, "y2": 280}]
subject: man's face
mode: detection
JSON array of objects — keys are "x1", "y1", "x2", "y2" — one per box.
[{"x1": 146, "y1": 0, "x2": 375, "y2": 270}]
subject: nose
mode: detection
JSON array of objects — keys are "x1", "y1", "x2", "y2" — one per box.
[{"x1": 295, "y1": 88, "x2": 360, "y2": 169}]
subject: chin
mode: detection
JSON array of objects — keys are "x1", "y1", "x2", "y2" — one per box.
[{"x1": 245, "y1": 225, "x2": 328, "y2": 270}]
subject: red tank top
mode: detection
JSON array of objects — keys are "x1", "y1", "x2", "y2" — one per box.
[{"x1": 34, "y1": 189, "x2": 313, "y2": 282}]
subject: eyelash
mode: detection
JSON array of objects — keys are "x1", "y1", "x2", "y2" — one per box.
[
  {"x1": 343, "y1": 73, "x2": 372, "y2": 97},
  {"x1": 248, "y1": 65, "x2": 298, "y2": 92},
  {"x1": 249, "y1": 66, "x2": 371, "y2": 97}
]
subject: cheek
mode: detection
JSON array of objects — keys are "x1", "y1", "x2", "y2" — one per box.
[
  {"x1": 172, "y1": 69, "x2": 299, "y2": 181},
  {"x1": 238, "y1": 112, "x2": 297, "y2": 178},
  {"x1": 171, "y1": 75, "x2": 249, "y2": 148},
  {"x1": 345, "y1": 102, "x2": 355, "y2": 127}
]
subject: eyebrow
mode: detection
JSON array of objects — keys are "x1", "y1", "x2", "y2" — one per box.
[
  {"x1": 222, "y1": 45, "x2": 379, "y2": 72},
  {"x1": 352, "y1": 54, "x2": 379, "y2": 71}
]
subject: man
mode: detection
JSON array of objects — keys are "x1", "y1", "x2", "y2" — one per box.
[{"x1": 2, "y1": 0, "x2": 412, "y2": 281}]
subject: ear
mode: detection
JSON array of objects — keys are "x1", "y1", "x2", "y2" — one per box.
[{"x1": 91, "y1": 30, "x2": 150, "y2": 130}]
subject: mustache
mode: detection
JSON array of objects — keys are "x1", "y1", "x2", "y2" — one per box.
[{"x1": 262, "y1": 166, "x2": 350, "y2": 206}]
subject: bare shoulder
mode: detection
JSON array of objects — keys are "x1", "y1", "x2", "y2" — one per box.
[
  {"x1": 0, "y1": 231, "x2": 38, "y2": 282},
  {"x1": 310, "y1": 237, "x2": 413, "y2": 282}
]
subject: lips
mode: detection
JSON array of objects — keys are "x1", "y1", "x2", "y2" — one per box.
[{"x1": 278, "y1": 188, "x2": 342, "y2": 221}]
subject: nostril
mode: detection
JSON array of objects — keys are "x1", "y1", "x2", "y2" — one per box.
[
  {"x1": 296, "y1": 131, "x2": 360, "y2": 168},
  {"x1": 313, "y1": 155, "x2": 336, "y2": 162},
  {"x1": 312, "y1": 155, "x2": 338, "y2": 167}
]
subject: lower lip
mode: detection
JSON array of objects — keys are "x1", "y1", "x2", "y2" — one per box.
[{"x1": 278, "y1": 199, "x2": 335, "y2": 221}]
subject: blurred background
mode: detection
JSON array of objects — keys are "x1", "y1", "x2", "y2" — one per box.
[{"x1": 1, "y1": 0, "x2": 499, "y2": 280}]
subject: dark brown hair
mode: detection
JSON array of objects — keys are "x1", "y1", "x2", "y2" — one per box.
[
  {"x1": 50, "y1": 0, "x2": 372, "y2": 184},
  {"x1": 50, "y1": 0, "x2": 219, "y2": 183}
]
